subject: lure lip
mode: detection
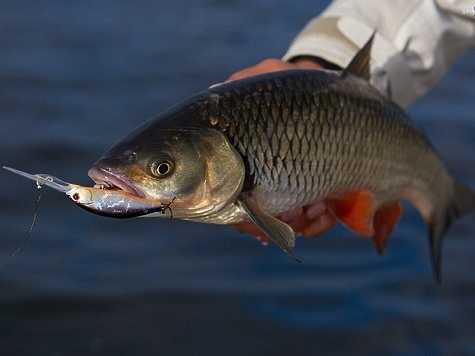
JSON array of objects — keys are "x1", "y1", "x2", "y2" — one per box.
[
  {"x1": 3, "y1": 166, "x2": 71, "y2": 193},
  {"x1": 87, "y1": 166, "x2": 145, "y2": 198}
]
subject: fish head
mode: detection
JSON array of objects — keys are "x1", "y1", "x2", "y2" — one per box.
[{"x1": 88, "y1": 126, "x2": 245, "y2": 219}]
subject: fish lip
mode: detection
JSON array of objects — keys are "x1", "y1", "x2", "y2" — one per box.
[{"x1": 87, "y1": 167, "x2": 145, "y2": 198}]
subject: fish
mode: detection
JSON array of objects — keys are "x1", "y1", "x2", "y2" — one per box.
[{"x1": 22, "y1": 36, "x2": 475, "y2": 280}]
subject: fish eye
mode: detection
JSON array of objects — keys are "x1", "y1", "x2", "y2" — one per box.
[{"x1": 151, "y1": 158, "x2": 174, "y2": 177}]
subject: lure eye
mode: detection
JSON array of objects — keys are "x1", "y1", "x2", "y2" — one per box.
[{"x1": 151, "y1": 158, "x2": 174, "y2": 177}]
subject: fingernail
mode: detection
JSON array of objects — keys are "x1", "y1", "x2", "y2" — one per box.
[
  {"x1": 281, "y1": 208, "x2": 303, "y2": 222},
  {"x1": 306, "y1": 202, "x2": 326, "y2": 220}
]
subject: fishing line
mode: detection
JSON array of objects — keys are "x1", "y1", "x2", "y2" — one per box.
[{"x1": 0, "y1": 182, "x2": 43, "y2": 269}]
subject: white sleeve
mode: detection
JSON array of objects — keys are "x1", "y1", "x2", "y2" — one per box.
[{"x1": 282, "y1": 0, "x2": 475, "y2": 107}]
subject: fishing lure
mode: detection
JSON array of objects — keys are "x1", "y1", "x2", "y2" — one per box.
[{"x1": 3, "y1": 166, "x2": 173, "y2": 218}]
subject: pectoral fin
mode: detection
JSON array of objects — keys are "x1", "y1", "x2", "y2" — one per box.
[{"x1": 238, "y1": 193, "x2": 300, "y2": 263}]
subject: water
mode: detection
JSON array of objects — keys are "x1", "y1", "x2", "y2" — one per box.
[{"x1": 1, "y1": 1, "x2": 474, "y2": 355}]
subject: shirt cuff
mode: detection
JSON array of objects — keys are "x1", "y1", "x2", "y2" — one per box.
[{"x1": 282, "y1": 16, "x2": 414, "y2": 107}]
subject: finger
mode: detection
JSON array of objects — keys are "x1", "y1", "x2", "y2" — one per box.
[
  {"x1": 233, "y1": 221, "x2": 261, "y2": 235},
  {"x1": 226, "y1": 59, "x2": 297, "y2": 82},
  {"x1": 232, "y1": 222, "x2": 271, "y2": 243},
  {"x1": 301, "y1": 213, "x2": 338, "y2": 238},
  {"x1": 304, "y1": 202, "x2": 327, "y2": 220},
  {"x1": 286, "y1": 214, "x2": 311, "y2": 235},
  {"x1": 280, "y1": 207, "x2": 304, "y2": 223}
]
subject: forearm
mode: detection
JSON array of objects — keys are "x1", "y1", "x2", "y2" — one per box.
[{"x1": 283, "y1": 0, "x2": 475, "y2": 107}]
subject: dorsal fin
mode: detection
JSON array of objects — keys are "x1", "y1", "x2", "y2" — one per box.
[{"x1": 345, "y1": 34, "x2": 375, "y2": 80}]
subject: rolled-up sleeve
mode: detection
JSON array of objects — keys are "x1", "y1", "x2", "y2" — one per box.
[{"x1": 283, "y1": 0, "x2": 475, "y2": 107}]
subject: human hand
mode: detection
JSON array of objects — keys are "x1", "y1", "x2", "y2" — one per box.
[
  {"x1": 233, "y1": 203, "x2": 337, "y2": 243},
  {"x1": 226, "y1": 58, "x2": 338, "y2": 241},
  {"x1": 225, "y1": 57, "x2": 325, "y2": 82}
]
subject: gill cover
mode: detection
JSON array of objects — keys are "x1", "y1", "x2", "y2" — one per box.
[{"x1": 177, "y1": 129, "x2": 245, "y2": 218}]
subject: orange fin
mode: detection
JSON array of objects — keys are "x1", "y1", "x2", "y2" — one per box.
[
  {"x1": 327, "y1": 190, "x2": 376, "y2": 237},
  {"x1": 372, "y1": 202, "x2": 403, "y2": 254}
]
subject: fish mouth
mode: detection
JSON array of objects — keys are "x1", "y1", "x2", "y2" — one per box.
[{"x1": 87, "y1": 167, "x2": 145, "y2": 198}]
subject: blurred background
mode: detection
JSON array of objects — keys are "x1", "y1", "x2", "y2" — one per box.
[{"x1": 1, "y1": 1, "x2": 474, "y2": 355}]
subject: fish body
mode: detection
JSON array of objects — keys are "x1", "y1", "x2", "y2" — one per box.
[{"x1": 88, "y1": 38, "x2": 475, "y2": 278}]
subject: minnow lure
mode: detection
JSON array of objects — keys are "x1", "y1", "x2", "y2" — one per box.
[{"x1": 3, "y1": 166, "x2": 172, "y2": 218}]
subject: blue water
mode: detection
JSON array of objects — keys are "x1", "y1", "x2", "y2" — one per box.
[{"x1": 1, "y1": 1, "x2": 474, "y2": 355}]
